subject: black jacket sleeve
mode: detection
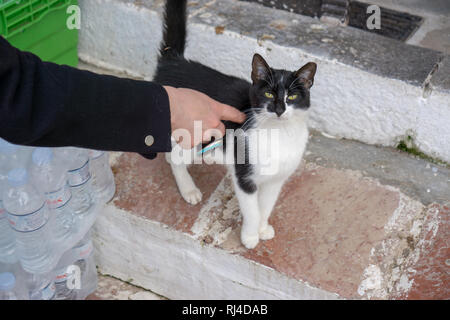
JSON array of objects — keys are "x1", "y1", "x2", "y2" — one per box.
[{"x1": 0, "y1": 36, "x2": 172, "y2": 159}]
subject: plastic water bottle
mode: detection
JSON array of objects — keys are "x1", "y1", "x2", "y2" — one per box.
[
  {"x1": 56, "y1": 148, "x2": 94, "y2": 216},
  {"x1": 53, "y1": 264, "x2": 77, "y2": 300},
  {"x1": 0, "y1": 141, "x2": 18, "y2": 264},
  {"x1": 73, "y1": 230, "x2": 97, "y2": 299},
  {"x1": 30, "y1": 148, "x2": 74, "y2": 242},
  {"x1": 88, "y1": 150, "x2": 116, "y2": 203},
  {"x1": 0, "y1": 139, "x2": 34, "y2": 170},
  {"x1": 3, "y1": 168, "x2": 52, "y2": 274},
  {"x1": 27, "y1": 272, "x2": 56, "y2": 300},
  {"x1": 0, "y1": 272, "x2": 18, "y2": 300},
  {"x1": 0, "y1": 209, "x2": 16, "y2": 264}
]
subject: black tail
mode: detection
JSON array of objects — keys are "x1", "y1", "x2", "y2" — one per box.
[{"x1": 160, "y1": 0, "x2": 187, "y2": 58}]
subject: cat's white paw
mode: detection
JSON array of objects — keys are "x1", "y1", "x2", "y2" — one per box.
[
  {"x1": 241, "y1": 234, "x2": 259, "y2": 249},
  {"x1": 259, "y1": 225, "x2": 275, "y2": 240},
  {"x1": 181, "y1": 187, "x2": 202, "y2": 205}
]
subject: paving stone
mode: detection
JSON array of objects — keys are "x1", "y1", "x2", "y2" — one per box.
[
  {"x1": 202, "y1": 164, "x2": 410, "y2": 298},
  {"x1": 405, "y1": 204, "x2": 449, "y2": 300},
  {"x1": 93, "y1": 150, "x2": 448, "y2": 299},
  {"x1": 111, "y1": 152, "x2": 226, "y2": 233},
  {"x1": 96, "y1": 138, "x2": 448, "y2": 299}
]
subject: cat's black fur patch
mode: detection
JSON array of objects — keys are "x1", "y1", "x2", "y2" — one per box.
[{"x1": 155, "y1": 0, "x2": 316, "y2": 194}]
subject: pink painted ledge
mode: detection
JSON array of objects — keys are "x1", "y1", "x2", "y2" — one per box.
[{"x1": 106, "y1": 153, "x2": 449, "y2": 300}]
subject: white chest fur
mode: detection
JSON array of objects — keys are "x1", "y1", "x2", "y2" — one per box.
[{"x1": 249, "y1": 113, "x2": 309, "y2": 181}]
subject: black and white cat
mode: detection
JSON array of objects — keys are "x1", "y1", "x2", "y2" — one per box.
[{"x1": 154, "y1": 0, "x2": 317, "y2": 249}]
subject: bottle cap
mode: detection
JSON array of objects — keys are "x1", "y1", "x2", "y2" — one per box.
[
  {"x1": 7, "y1": 168, "x2": 28, "y2": 187},
  {"x1": 32, "y1": 148, "x2": 53, "y2": 165},
  {"x1": 0, "y1": 272, "x2": 16, "y2": 291}
]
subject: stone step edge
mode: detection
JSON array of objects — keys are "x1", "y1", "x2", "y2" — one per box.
[{"x1": 92, "y1": 203, "x2": 342, "y2": 300}]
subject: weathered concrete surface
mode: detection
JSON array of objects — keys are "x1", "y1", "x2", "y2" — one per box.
[
  {"x1": 362, "y1": 0, "x2": 450, "y2": 16},
  {"x1": 359, "y1": 0, "x2": 450, "y2": 55},
  {"x1": 87, "y1": 275, "x2": 167, "y2": 300},
  {"x1": 403, "y1": 204, "x2": 449, "y2": 300},
  {"x1": 305, "y1": 133, "x2": 450, "y2": 205},
  {"x1": 92, "y1": 146, "x2": 447, "y2": 299},
  {"x1": 195, "y1": 164, "x2": 421, "y2": 299},
  {"x1": 77, "y1": 0, "x2": 450, "y2": 164},
  {"x1": 431, "y1": 56, "x2": 450, "y2": 93},
  {"x1": 111, "y1": 153, "x2": 225, "y2": 233}
]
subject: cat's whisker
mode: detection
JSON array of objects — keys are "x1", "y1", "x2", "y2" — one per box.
[
  {"x1": 261, "y1": 68, "x2": 275, "y2": 87},
  {"x1": 241, "y1": 112, "x2": 259, "y2": 130},
  {"x1": 288, "y1": 77, "x2": 301, "y2": 90},
  {"x1": 261, "y1": 77, "x2": 273, "y2": 88},
  {"x1": 267, "y1": 68, "x2": 275, "y2": 87},
  {"x1": 255, "y1": 113, "x2": 271, "y2": 127},
  {"x1": 289, "y1": 85, "x2": 303, "y2": 90}
]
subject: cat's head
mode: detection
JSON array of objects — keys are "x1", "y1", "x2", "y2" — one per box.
[{"x1": 249, "y1": 54, "x2": 317, "y2": 119}]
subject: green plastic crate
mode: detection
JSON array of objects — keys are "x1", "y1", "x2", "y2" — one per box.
[{"x1": 0, "y1": 0, "x2": 79, "y2": 66}]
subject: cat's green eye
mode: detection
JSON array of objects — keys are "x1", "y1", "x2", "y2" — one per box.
[
  {"x1": 265, "y1": 92, "x2": 274, "y2": 99},
  {"x1": 288, "y1": 94, "x2": 298, "y2": 100}
]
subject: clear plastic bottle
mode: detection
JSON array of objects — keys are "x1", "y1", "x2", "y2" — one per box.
[
  {"x1": 3, "y1": 168, "x2": 52, "y2": 274},
  {"x1": 26, "y1": 272, "x2": 56, "y2": 300},
  {"x1": 88, "y1": 150, "x2": 116, "y2": 204},
  {"x1": 0, "y1": 212, "x2": 17, "y2": 264},
  {"x1": 53, "y1": 264, "x2": 78, "y2": 300},
  {"x1": 30, "y1": 148, "x2": 74, "y2": 242},
  {"x1": 73, "y1": 230, "x2": 97, "y2": 299},
  {"x1": 0, "y1": 139, "x2": 34, "y2": 170},
  {"x1": 55, "y1": 148, "x2": 94, "y2": 216},
  {"x1": 0, "y1": 272, "x2": 18, "y2": 300},
  {"x1": 0, "y1": 141, "x2": 18, "y2": 264}
]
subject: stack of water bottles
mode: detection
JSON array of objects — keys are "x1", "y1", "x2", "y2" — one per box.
[{"x1": 0, "y1": 139, "x2": 116, "y2": 300}]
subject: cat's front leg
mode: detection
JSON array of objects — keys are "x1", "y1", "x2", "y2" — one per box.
[
  {"x1": 166, "y1": 146, "x2": 202, "y2": 205},
  {"x1": 231, "y1": 176, "x2": 260, "y2": 249},
  {"x1": 257, "y1": 179, "x2": 286, "y2": 240}
]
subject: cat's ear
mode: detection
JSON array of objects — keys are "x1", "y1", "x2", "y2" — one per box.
[
  {"x1": 294, "y1": 62, "x2": 317, "y2": 89},
  {"x1": 251, "y1": 54, "x2": 271, "y2": 84}
]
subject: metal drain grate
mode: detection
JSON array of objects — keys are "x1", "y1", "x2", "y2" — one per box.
[
  {"x1": 320, "y1": 0, "x2": 350, "y2": 24},
  {"x1": 239, "y1": 0, "x2": 423, "y2": 42},
  {"x1": 348, "y1": 1, "x2": 423, "y2": 41}
]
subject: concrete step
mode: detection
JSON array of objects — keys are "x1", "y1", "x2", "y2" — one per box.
[
  {"x1": 74, "y1": 59, "x2": 448, "y2": 299},
  {"x1": 357, "y1": 0, "x2": 450, "y2": 54},
  {"x1": 90, "y1": 134, "x2": 448, "y2": 299}
]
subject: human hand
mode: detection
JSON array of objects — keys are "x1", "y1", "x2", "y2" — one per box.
[{"x1": 164, "y1": 86, "x2": 245, "y2": 149}]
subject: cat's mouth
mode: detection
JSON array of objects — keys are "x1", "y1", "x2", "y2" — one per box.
[{"x1": 264, "y1": 111, "x2": 289, "y2": 121}]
